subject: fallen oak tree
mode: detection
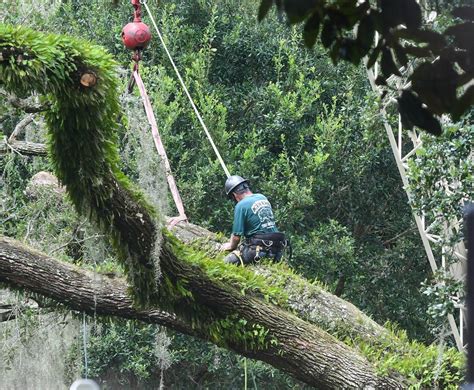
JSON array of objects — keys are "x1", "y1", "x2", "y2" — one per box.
[{"x1": 0, "y1": 24, "x2": 463, "y2": 388}]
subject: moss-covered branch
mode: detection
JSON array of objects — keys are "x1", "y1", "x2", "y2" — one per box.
[{"x1": 0, "y1": 23, "x2": 158, "y2": 305}]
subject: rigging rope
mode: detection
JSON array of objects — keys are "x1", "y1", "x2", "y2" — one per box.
[
  {"x1": 134, "y1": 70, "x2": 188, "y2": 222},
  {"x1": 141, "y1": 0, "x2": 231, "y2": 178}
]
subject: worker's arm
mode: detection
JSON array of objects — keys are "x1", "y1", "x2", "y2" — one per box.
[{"x1": 221, "y1": 234, "x2": 241, "y2": 251}]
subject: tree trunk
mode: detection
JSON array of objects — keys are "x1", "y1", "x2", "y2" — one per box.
[{"x1": 0, "y1": 235, "x2": 406, "y2": 389}]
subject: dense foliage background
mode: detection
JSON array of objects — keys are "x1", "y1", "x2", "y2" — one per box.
[{"x1": 0, "y1": 0, "x2": 471, "y2": 388}]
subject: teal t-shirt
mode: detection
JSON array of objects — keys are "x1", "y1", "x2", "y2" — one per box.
[{"x1": 232, "y1": 194, "x2": 278, "y2": 238}]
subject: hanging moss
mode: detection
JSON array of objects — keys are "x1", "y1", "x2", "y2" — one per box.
[{"x1": 0, "y1": 24, "x2": 158, "y2": 305}]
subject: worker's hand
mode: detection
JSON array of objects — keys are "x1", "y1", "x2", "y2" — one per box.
[{"x1": 220, "y1": 242, "x2": 233, "y2": 251}]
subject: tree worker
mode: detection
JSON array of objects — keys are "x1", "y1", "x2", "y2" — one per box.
[{"x1": 220, "y1": 175, "x2": 287, "y2": 265}]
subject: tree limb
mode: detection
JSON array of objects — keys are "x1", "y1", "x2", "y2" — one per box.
[
  {"x1": 0, "y1": 137, "x2": 47, "y2": 156},
  {"x1": 0, "y1": 235, "x2": 406, "y2": 389},
  {"x1": 8, "y1": 113, "x2": 35, "y2": 142}
]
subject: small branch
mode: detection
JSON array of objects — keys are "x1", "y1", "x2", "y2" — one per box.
[
  {"x1": 0, "y1": 137, "x2": 47, "y2": 156},
  {"x1": 8, "y1": 113, "x2": 35, "y2": 142},
  {"x1": 48, "y1": 233, "x2": 105, "y2": 255},
  {"x1": 383, "y1": 227, "x2": 418, "y2": 247}
]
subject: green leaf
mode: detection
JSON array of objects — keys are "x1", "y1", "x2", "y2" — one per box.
[
  {"x1": 375, "y1": 75, "x2": 387, "y2": 86},
  {"x1": 400, "y1": 0, "x2": 422, "y2": 30},
  {"x1": 258, "y1": 0, "x2": 274, "y2": 21},
  {"x1": 396, "y1": 29, "x2": 445, "y2": 51},
  {"x1": 397, "y1": 90, "x2": 442, "y2": 136},
  {"x1": 410, "y1": 59, "x2": 458, "y2": 115},
  {"x1": 357, "y1": 14, "x2": 375, "y2": 55},
  {"x1": 366, "y1": 45, "x2": 382, "y2": 69},
  {"x1": 393, "y1": 44, "x2": 408, "y2": 67},
  {"x1": 339, "y1": 38, "x2": 363, "y2": 65},
  {"x1": 454, "y1": 50, "x2": 474, "y2": 73},
  {"x1": 303, "y1": 12, "x2": 320, "y2": 48},
  {"x1": 381, "y1": 0, "x2": 421, "y2": 29},
  {"x1": 283, "y1": 0, "x2": 318, "y2": 24},
  {"x1": 321, "y1": 20, "x2": 337, "y2": 49},
  {"x1": 381, "y1": 48, "x2": 401, "y2": 78},
  {"x1": 451, "y1": 85, "x2": 474, "y2": 121}
]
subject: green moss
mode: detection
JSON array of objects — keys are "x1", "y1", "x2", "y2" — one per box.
[
  {"x1": 333, "y1": 323, "x2": 464, "y2": 388},
  {"x1": 208, "y1": 314, "x2": 278, "y2": 350},
  {"x1": 0, "y1": 24, "x2": 158, "y2": 305},
  {"x1": 164, "y1": 230, "x2": 288, "y2": 307}
]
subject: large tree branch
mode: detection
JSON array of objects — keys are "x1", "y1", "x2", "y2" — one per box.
[
  {"x1": 169, "y1": 221, "x2": 391, "y2": 341},
  {"x1": 0, "y1": 137, "x2": 47, "y2": 156},
  {"x1": 0, "y1": 236, "x2": 196, "y2": 336},
  {"x1": 0, "y1": 235, "x2": 405, "y2": 389}
]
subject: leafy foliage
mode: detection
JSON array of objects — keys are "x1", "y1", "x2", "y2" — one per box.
[{"x1": 258, "y1": 0, "x2": 474, "y2": 135}]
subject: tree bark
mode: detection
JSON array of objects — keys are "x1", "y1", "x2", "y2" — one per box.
[
  {"x1": 0, "y1": 235, "x2": 406, "y2": 389},
  {"x1": 169, "y1": 221, "x2": 391, "y2": 341},
  {"x1": 0, "y1": 137, "x2": 47, "y2": 156}
]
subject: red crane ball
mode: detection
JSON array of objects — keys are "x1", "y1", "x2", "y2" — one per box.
[{"x1": 121, "y1": 21, "x2": 152, "y2": 50}]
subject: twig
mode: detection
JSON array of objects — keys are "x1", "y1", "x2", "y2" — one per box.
[
  {"x1": 7, "y1": 94, "x2": 50, "y2": 113},
  {"x1": 48, "y1": 234, "x2": 105, "y2": 255},
  {"x1": 383, "y1": 227, "x2": 417, "y2": 246}
]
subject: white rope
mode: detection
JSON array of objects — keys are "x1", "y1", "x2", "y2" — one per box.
[{"x1": 142, "y1": 1, "x2": 231, "y2": 178}]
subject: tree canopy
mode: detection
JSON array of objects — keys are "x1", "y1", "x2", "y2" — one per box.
[{"x1": 258, "y1": 0, "x2": 474, "y2": 135}]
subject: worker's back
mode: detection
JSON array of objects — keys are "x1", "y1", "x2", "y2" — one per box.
[{"x1": 232, "y1": 193, "x2": 278, "y2": 238}]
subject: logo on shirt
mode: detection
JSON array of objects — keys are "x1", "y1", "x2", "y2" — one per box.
[{"x1": 252, "y1": 200, "x2": 275, "y2": 229}]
